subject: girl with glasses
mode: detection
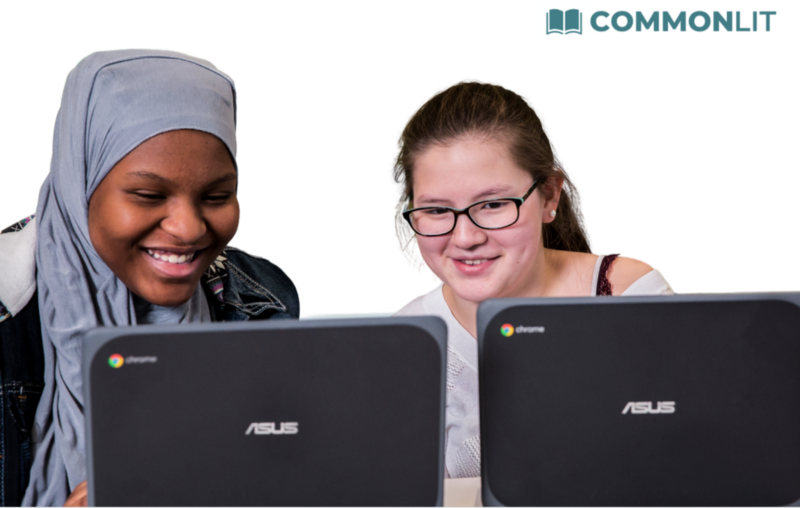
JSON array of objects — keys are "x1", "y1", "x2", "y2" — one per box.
[{"x1": 394, "y1": 82, "x2": 672, "y2": 479}]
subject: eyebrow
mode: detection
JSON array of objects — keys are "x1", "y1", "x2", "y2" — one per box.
[
  {"x1": 415, "y1": 185, "x2": 515, "y2": 206},
  {"x1": 126, "y1": 170, "x2": 238, "y2": 187},
  {"x1": 127, "y1": 171, "x2": 174, "y2": 185}
]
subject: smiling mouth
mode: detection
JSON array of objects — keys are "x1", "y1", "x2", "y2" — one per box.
[{"x1": 146, "y1": 249, "x2": 199, "y2": 265}]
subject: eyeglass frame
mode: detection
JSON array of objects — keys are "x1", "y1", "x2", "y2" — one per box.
[{"x1": 402, "y1": 180, "x2": 540, "y2": 237}]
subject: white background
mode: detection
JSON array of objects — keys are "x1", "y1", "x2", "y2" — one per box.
[{"x1": 1, "y1": 1, "x2": 798, "y2": 317}]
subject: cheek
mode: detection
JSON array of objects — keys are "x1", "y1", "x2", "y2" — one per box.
[
  {"x1": 494, "y1": 217, "x2": 542, "y2": 262},
  {"x1": 113, "y1": 209, "x2": 152, "y2": 239},
  {"x1": 209, "y1": 201, "x2": 240, "y2": 244},
  {"x1": 89, "y1": 196, "x2": 152, "y2": 261},
  {"x1": 416, "y1": 236, "x2": 449, "y2": 270}
]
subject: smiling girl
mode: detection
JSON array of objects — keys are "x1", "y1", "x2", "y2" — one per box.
[
  {"x1": 394, "y1": 83, "x2": 672, "y2": 479},
  {"x1": 0, "y1": 50, "x2": 298, "y2": 506}
]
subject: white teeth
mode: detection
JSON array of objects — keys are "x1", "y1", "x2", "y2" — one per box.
[
  {"x1": 464, "y1": 259, "x2": 487, "y2": 266},
  {"x1": 146, "y1": 250, "x2": 196, "y2": 264}
]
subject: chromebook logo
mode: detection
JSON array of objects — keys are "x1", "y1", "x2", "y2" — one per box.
[
  {"x1": 108, "y1": 354, "x2": 124, "y2": 368},
  {"x1": 500, "y1": 324, "x2": 515, "y2": 337}
]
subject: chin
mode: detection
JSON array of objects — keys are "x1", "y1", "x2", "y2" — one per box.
[
  {"x1": 449, "y1": 280, "x2": 503, "y2": 304},
  {"x1": 139, "y1": 284, "x2": 198, "y2": 308}
]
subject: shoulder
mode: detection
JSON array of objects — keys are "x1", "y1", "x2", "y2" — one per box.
[
  {"x1": 0, "y1": 215, "x2": 37, "y2": 323},
  {"x1": 394, "y1": 285, "x2": 446, "y2": 317},
  {"x1": 394, "y1": 295, "x2": 427, "y2": 316},
  {"x1": 219, "y1": 247, "x2": 300, "y2": 318},
  {"x1": 1, "y1": 215, "x2": 34, "y2": 235},
  {"x1": 607, "y1": 256, "x2": 656, "y2": 296},
  {"x1": 0, "y1": 217, "x2": 45, "y2": 400}
]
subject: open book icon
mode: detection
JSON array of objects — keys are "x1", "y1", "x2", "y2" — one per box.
[{"x1": 547, "y1": 9, "x2": 582, "y2": 34}]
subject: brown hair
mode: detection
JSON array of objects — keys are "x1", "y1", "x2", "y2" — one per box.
[{"x1": 393, "y1": 82, "x2": 591, "y2": 253}]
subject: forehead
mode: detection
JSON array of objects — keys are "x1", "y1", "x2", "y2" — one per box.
[
  {"x1": 412, "y1": 137, "x2": 530, "y2": 204},
  {"x1": 110, "y1": 130, "x2": 236, "y2": 184}
]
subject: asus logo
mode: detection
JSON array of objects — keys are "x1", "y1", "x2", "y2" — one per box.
[
  {"x1": 245, "y1": 422, "x2": 299, "y2": 435},
  {"x1": 622, "y1": 401, "x2": 675, "y2": 414}
]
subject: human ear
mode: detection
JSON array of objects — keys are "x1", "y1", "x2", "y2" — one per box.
[{"x1": 540, "y1": 175, "x2": 564, "y2": 224}]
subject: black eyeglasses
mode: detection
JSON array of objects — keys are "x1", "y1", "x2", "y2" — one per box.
[{"x1": 402, "y1": 180, "x2": 539, "y2": 237}]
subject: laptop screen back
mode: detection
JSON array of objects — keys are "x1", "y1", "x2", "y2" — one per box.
[
  {"x1": 84, "y1": 317, "x2": 446, "y2": 506},
  {"x1": 478, "y1": 294, "x2": 800, "y2": 506}
]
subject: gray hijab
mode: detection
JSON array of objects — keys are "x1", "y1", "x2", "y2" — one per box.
[{"x1": 24, "y1": 50, "x2": 237, "y2": 506}]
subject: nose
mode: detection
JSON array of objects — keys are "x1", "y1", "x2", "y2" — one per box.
[
  {"x1": 160, "y1": 199, "x2": 207, "y2": 244},
  {"x1": 450, "y1": 212, "x2": 487, "y2": 249}
]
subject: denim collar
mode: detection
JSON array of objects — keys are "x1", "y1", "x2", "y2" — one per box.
[{"x1": 201, "y1": 248, "x2": 288, "y2": 319}]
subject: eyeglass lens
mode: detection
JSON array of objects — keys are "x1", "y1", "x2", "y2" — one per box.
[{"x1": 409, "y1": 199, "x2": 519, "y2": 235}]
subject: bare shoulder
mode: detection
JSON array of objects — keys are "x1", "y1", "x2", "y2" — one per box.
[{"x1": 607, "y1": 256, "x2": 654, "y2": 296}]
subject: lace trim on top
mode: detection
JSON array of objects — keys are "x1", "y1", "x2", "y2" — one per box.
[{"x1": 596, "y1": 253, "x2": 620, "y2": 296}]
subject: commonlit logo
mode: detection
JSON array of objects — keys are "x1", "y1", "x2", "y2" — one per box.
[
  {"x1": 245, "y1": 422, "x2": 299, "y2": 435},
  {"x1": 547, "y1": 9, "x2": 582, "y2": 34},
  {"x1": 108, "y1": 354, "x2": 124, "y2": 368},
  {"x1": 622, "y1": 401, "x2": 675, "y2": 414},
  {"x1": 547, "y1": 9, "x2": 776, "y2": 34},
  {"x1": 500, "y1": 324, "x2": 515, "y2": 336}
]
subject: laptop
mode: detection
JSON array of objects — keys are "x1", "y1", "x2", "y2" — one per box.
[
  {"x1": 477, "y1": 293, "x2": 800, "y2": 506},
  {"x1": 83, "y1": 317, "x2": 446, "y2": 506}
]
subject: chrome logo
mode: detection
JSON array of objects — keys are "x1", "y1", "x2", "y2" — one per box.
[
  {"x1": 108, "y1": 354, "x2": 124, "y2": 368},
  {"x1": 500, "y1": 324, "x2": 515, "y2": 337}
]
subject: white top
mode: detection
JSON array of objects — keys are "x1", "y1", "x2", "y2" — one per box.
[
  {"x1": 0, "y1": 218, "x2": 37, "y2": 317},
  {"x1": 395, "y1": 255, "x2": 673, "y2": 479}
]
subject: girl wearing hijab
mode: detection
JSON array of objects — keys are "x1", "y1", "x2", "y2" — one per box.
[{"x1": 0, "y1": 50, "x2": 299, "y2": 506}]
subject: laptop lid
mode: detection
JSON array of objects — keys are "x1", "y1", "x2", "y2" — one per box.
[
  {"x1": 83, "y1": 316, "x2": 446, "y2": 506},
  {"x1": 477, "y1": 293, "x2": 800, "y2": 506}
]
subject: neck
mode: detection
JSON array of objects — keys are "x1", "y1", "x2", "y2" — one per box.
[{"x1": 442, "y1": 284, "x2": 481, "y2": 338}]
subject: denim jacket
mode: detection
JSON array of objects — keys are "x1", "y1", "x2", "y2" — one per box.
[{"x1": 0, "y1": 216, "x2": 299, "y2": 505}]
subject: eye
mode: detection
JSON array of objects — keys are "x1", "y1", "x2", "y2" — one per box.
[
  {"x1": 132, "y1": 191, "x2": 165, "y2": 202},
  {"x1": 422, "y1": 207, "x2": 450, "y2": 216},
  {"x1": 203, "y1": 193, "x2": 232, "y2": 204},
  {"x1": 481, "y1": 200, "x2": 509, "y2": 210}
]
